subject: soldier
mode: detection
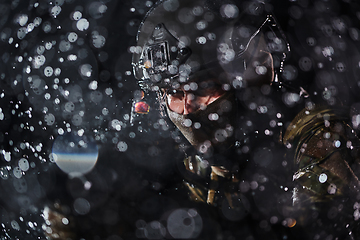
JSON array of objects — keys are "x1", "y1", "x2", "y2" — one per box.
[{"x1": 132, "y1": 0, "x2": 360, "y2": 238}]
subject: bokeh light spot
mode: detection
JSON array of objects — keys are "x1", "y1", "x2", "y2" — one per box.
[{"x1": 52, "y1": 132, "x2": 98, "y2": 176}]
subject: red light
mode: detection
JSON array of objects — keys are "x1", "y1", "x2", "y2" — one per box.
[{"x1": 134, "y1": 101, "x2": 150, "y2": 114}]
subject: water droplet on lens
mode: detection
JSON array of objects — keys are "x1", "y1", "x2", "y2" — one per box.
[
  {"x1": 220, "y1": 4, "x2": 239, "y2": 19},
  {"x1": 18, "y1": 158, "x2": 29, "y2": 171},
  {"x1": 43, "y1": 21, "x2": 52, "y2": 33},
  {"x1": 44, "y1": 113, "x2": 55, "y2": 125},
  {"x1": 44, "y1": 66, "x2": 54, "y2": 77},
  {"x1": 299, "y1": 57, "x2": 312, "y2": 72},
  {"x1": 72, "y1": 11, "x2": 82, "y2": 20},
  {"x1": 13, "y1": 167, "x2": 22, "y2": 178},
  {"x1": 73, "y1": 198, "x2": 90, "y2": 215},
  {"x1": 0, "y1": 167, "x2": 9, "y2": 179},
  {"x1": 319, "y1": 173, "x2": 328, "y2": 183},
  {"x1": 11, "y1": 220, "x2": 20, "y2": 231},
  {"x1": 51, "y1": 6, "x2": 62, "y2": 17},
  {"x1": 52, "y1": 132, "x2": 99, "y2": 176},
  {"x1": 76, "y1": 18, "x2": 89, "y2": 31},
  {"x1": 167, "y1": 208, "x2": 202, "y2": 239},
  {"x1": 80, "y1": 63, "x2": 92, "y2": 77},
  {"x1": 13, "y1": 178, "x2": 27, "y2": 193},
  {"x1": 178, "y1": 8, "x2": 194, "y2": 24},
  {"x1": 92, "y1": 34, "x2": 106, "y2": 48},
  {"x1": 68, "y1": 32, "x2": 78, "y2": 42},
  {"x1": 17, "y1": 27, "x2": 27, "y2": 39},
  {"x1": 89, "y1": 2, "x2": 108, "y2": 19},
  {"x1": 163, "y1": 0, "x2": 179, "y2": 12},
  {"x1": 117, "y1": 141, "x2": 128, "y2": 152}
]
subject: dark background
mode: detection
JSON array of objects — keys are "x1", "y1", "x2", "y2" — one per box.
[{"x1": 0, "y1": 0, "x2": 360, "y2": 239}]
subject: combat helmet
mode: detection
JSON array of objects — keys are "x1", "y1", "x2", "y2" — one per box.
[{"x1": 132, "y1": 0, "x2": 290, "y2": 92}]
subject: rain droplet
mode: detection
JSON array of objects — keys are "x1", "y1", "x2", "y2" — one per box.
[
  {"x1": 92, "y1": 34, "x2": 106, "y2": 48},
  {"x1": 319, "y1": 173, "x2": 328, "y2": 183},
  {"x1": 18, "y1": 158, "x2": 29, "y2": 171},
  {"x1": 43, "y1": 21, "x2": 52, "y2": 33},
  {"x1": 67, "y1": 54, "x2": 77, "y2": 61},
  {"x1": 182, "y1": 119, "x2": 192, "y2": 127},
  {"x1": 16, "y1": 14, "x2": 28, "y2": 26},
  {"x1": 208, "y1": 113, "x2": 219, "y2": 121},
  {"x1": 192, "y1": 6, "x2": 203, "y2": 16},
  {"x1": 13, "y1": 167, "x2": 22, "y2": 179},
  {"x1": 163, "y1": 0, "x2": 179, "y2": 12},
  {"x1": 13, "y1": 178, "x2": 27, "y2": 193},
  {"x1": 328, "y1": 183, "x2": 337, "y2": 194},
  {"x1": 111, "y1": 119, "x2": 122, "y2": 131},
  {"x1": 59, "y1": 40, "x2": 72, "y2": 52},
  {"x1": 178, "y1": 8, "x2": 195, "y2": 24},
  {"x1": 44, "y1": 66, "x2": 54, "y2": 77},
  {"x1": 0, "y1": 167, "x2": 9, "y2": 180},
  {"x1": 33, "y1": 55, "x2": 46, "y2": 68},
  {"x1": 33, "y1": 17, "x2": 42, "y2": 27},
  {"x1": 80, "y1": 64, "x2": 92, "y2": 77},
  {"x1": 336, "y1": 62, "x2": 346, "y2": 72},
  {"x1": 255, "y1": 66, "x2": 267, "y2": 75},
  {"x1": 44, "y1": 113, "x2": 55, "y2": 125},
  {"x1": 64, "y1": 101, "x2": 75, "y2": 112},
  {"x1": 299, "y1": 57, "x2": 312, "y2": 72},
  {"x1": 89, "y1": 81, "x2": 98, "y2": 90},
  {"x1": 51, "y1": 6, "x2": 62, "y2": 18},
  {"x1": 72, "y1": 11, "x2": 82, "y2": 20},
  {"x1": 167, "y1": 208, "x2": 202, "y2": 239},
  {"x1": 196, "y1": 36, "x2": 206, "y2": 44},
  {"x1": 89, "y1": 2, "x2": 108, "y2": 19},
  {"x1": 196, "y1": 21, "x2": 207, "y2": 30},
  {"x1": 17, "y1": 27, "x2": 27, "y2": 39},
  {"x1": 214, "y1": 129, "x2": 228, "y2": 142},
  {"x1": 282, "y1": 65, "x2": 298, "y2": 80},
  {"x1": 220, "y1": 4, "x2": 239, "y2": 19},
  {"x1": 76, "y1": 18, "x2": 90, "y2": 31},
  {"x1": 2, "y1": 151, "x2": 11, "y2": 162},
  {"x1": 72, "y1": 114, "x2": 82, "y2": 126},
  {"x1": 11, "y1": 220, "x2": 20, "y2": 231},
  {"x1": 117, "y1": 141, "x2": 128, "y2": 152},
  {"x1": 73, "y1": 198, "x2": 90, "y2": 215},
  {"x1": 27, "y1": 23, "x2": 35, "y2": 33},
  {"x1": 68, "y1": 32, "x2": 78, "y2": 42}
]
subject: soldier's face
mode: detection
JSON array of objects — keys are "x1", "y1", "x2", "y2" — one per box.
[
  {"x1": 164, "y1": 78, "x2": 236, "y2": 158},
  {"x1": 164, "y1": 79, "x2": 225, "y2": 115}
]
